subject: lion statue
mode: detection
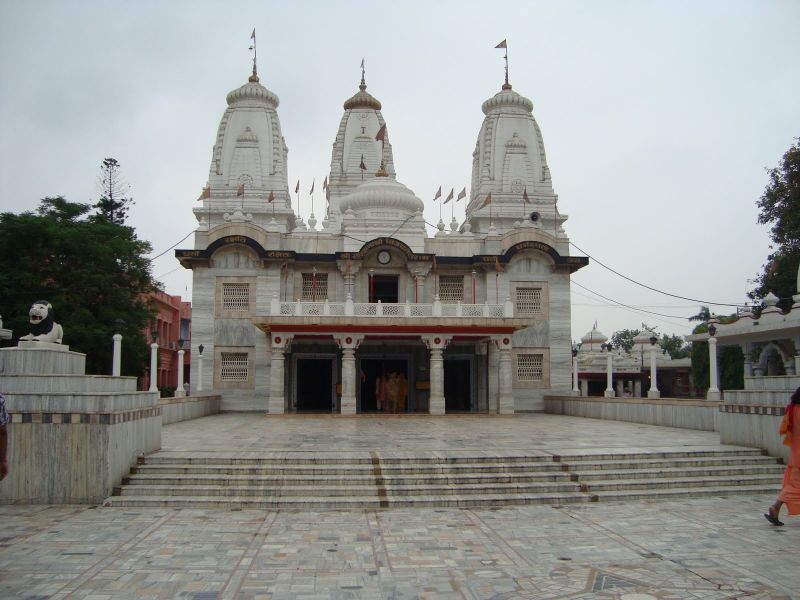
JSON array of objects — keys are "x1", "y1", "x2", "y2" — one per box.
[{"x1": 19, "y1": 300, "x2": 64, "y2": 344}]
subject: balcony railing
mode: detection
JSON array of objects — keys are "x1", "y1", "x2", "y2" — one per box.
[{"x1": 269, "y1": 296, "x2": 514, "y2": 318}]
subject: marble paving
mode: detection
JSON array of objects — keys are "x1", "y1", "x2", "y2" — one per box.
[{"x1": 1, "y1": 414, "x2": 798, "y2": 598}]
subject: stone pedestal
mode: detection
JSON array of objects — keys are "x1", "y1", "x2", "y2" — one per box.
[{"x1": 0, "y1": 345, "x2": 160, "y2": 504}]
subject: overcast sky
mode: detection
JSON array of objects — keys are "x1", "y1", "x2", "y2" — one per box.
[{"x1": 1, "y1": 0, "x2": 798, "y2": 343}]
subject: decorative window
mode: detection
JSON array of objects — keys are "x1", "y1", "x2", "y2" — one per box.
[
  {"x1": 220, "y1": 352, "x2": 249, "y2": 381},
  {"x1": 515, "y1": 287, "x2": 543, "y2": 316},
  {"x1": 439, "y1": 275, "x2": 464, "y2": 302},
  {"x1": 222, "y1": 283, "x2": 250, "y2": 311},
  {"x1": 301, "y1": 273, "x2": 328, "y2": 301},
  {"x1": 516, "y1": 353, "x2": 544, "y2": 381}
]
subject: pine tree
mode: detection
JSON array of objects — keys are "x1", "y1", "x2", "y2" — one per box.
[{"x1": 94, "y1": 158, "x2": 133, "y2": 225}]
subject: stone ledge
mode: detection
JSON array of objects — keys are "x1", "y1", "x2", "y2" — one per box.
[
  {"x1": 720, "y1": 403, "x2": 785, "y2": 415},
  {"x1": 545, "y1": 395, "x2": 719, "y2": 408},
  {"x1": 9, "y1": 406, "x2": 161, "y2": 425}
]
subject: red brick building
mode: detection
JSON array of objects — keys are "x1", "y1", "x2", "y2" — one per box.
[{"x1": 141, "y1": 291, "x2": 191, "y2": 392}]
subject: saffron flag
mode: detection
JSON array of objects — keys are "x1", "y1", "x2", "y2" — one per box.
[
  {"x1": 375, "y1": 124, "x2": 386, "y2": 142},
  {"x1": 267, "y1": 191, "x2": 274, "y2": 203},
  {"x1": 457, "y1": 187, "x2": 466, "y2": 201},
  {"x1": 237, "y1": 183, "x2": 245, "y2": 196},
  {"x1": 251, "y1": 28, "x2": 256, "y2": 40},
  {"x1": 309, "y1": 179, "x2": 315, "y2": 195},
  {"x1": 433, "y1": 186, "x2": 442, "y2": 201},
  {"x1": 480, "y1": 192, "x2": 492, "y2": 208},
  {"x1": 495, "y1": 39, "x2": 507, "y2": 49},
  {"x1": 494, "y1": 256, "x2": 504, "y2": 272},
  {"x1": 323, "y1": 176, "x2": 328, "y2": 191},
  {"x1": 198, "y1": 186, "x2": 210, "y2": 200},
  {"x1": 359, "y1": 154, "x2": 366, "y2": 171},
  {"x1": 295, "y1": 180, "x2": 300, "y2": 194},
  {"x1": 443, "y1": 188, "x2": 454, "y2": 204},
  {"x1": 523, "y1": 187, "x2": 530, "y2": 203}
]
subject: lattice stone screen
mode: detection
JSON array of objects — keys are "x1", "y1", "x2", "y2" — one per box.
[
  {"x1": 220, "y1": 352, "x2": 249, "y2": 381},
  {"x1": 516, "y1": 353, "x2": 544, "y2": 381},
  {"x1": 439, "y1": 275, "x2": 464, "y2": 302},
  {"x1": 301, "y1": 273, "x2": 328, "y2": 301},
  {"x1": 222, "y1": 283, "x2": 250, "y2": 311},
  {"x1": 515, "y1": 287, "x2": 543, "y2": 316}
]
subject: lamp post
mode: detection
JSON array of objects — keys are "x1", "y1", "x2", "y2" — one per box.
[
  {"x1": 707, "y1": 322, "x2": 721, "y2": 400},
  {"x1": 647, "y1": 334, "x2": 660, "y2": 398},
  {"x1": 176, "y1": 337, "x2": 186, "y2": 397},
  {"x1": 603, "y1": 342, "x2": 615, "y2": 398},
  {"x1": 572, "y1": 343, "x2": 580, "y2": 394},
  {"x1": 197, "y1": 344, "x2": 204, "y2": 393},
  {"x1": 112, "y1": 318, "x2": 124, "y2": 377},
  {"x1": 149, "y1": 328, "x2": 159, "y2": 393}
]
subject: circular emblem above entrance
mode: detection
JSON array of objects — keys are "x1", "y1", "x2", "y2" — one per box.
[
  {"x1": 274, "y1": 336, "x2": 281, "y2": 344},
  {"x1": 377, "y1": 250, "x2": 391, "y2": 265}
]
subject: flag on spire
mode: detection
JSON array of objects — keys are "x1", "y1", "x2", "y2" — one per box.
[
  {"x1": 309, "y1": 179, "x2": 315, "y2": 195},
  {"x1": 198, "y1": 186, "x2": 210, "y2": 200},
  {"x1": 523, "y1": 187, "x2": 530, "y2": 203},
  {"x1": 433, "y1": 186, "x2": 442, "y2": 201},
  {"x1": 495, "y1": 39, "x2": 507, "y2": 49},
  {"x1": 375, "y1": 124, "x2": 386, "y2": 142},
  {"x1": 267, "y1": 191, "x2": 274, "y2": 203},
  {"x1": 480, "y1": 192, "x2": 492, "y2": 208},
  {"x1": 237, "y1": 183, "x2": 245, "y2": 196},
  {"x1": 457, "y1": 187, "x2": 466, "y2": 201},
  {"x1": 323, "y1": 176, "x2": 328, "y2": 191},
  {"x1": 295, "y1": 180, "x2": 300, "y2": 194},
  {"x1": 359, "y1": 155, "x2": 366, "y2": 171},
  {"x1": 443, "y1": 188, "x2": 454, "y2": 204}
]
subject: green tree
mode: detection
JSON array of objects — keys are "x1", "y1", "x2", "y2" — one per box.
[
  {"x1": 0, "y1": 197, "x2": 155, "y2": 376},
  {"x1": 611, "y1": 328, "x2": 640, "y2": 352},
  {"x1": 660, "y1": 333, "x2": 690, "y2": 359},
  {"x1": 750, "y1": 138, "x2": 800, "y2": 311},
  {"x1": 94, "y1": 158, "x2": 133, "y2": 225},
  {"x1": 689, "y1": 322, "x2": 744, "y2": 392}
]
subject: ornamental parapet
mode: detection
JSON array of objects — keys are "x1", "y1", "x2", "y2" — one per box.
[{"x1": 268, "y1": 299, "x2": 513, "y2": 319}]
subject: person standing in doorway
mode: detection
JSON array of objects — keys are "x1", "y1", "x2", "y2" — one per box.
[{"x1": 765, "y1": 386, "x2": 800, "y2": 525}]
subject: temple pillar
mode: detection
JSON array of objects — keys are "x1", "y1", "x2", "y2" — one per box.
[
  {"x1": 334, "y1": 335, "x2": 364, "y2": 415},
  {"x1": 268, "y1": 334, "x2": 292, "y2": 414},
  {"x1": 707, "y1": 336, "x2": 720, "y2": 401},
  {"x1": 498, "y1": 342, "x2": 514, "y2": 414},
  {"x1": 580, "y1": 378, "x2": 588, "y2": 397},
  {"x1": 422, "y1": 335, "x2": 451, "y2": 414}
]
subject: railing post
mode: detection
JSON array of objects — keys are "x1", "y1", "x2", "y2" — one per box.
[
  {"x1": 504, "y1": 296, "x2": 514, "y2": 317},
  {"x1": 433, "y1": 295, "x2": 442, "y2": 317},
  {"x1": 294, "y1": 300, "x2": 302, "y2": 316},
  {"x1": 404, "y1": 300, "x2": 411, "y2": 317},
  {"x1": 483, "y1": 302, "x2": 489, "y2": 317},
  {"x1": 345, "y1": 293, "x2": 354, "y2": 316},
  {"x1": 376, "y1": 300, "x2": 383, "y2": 316},
  {"x1": 323, "y1": 299, "x2": 330, "y2": 316},
  {"x1": 270, "y1": 292, "x2": 280, "y2": 315},
  {"x1": 456, "y1": 301, "x2": 462, "y2": 317}
]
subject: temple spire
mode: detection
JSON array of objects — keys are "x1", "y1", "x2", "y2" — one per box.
[
  {"x1": 360, "y1": 57, "x2": 366, "y2": 90},
  {"x1": 248, "y1": 28, "x2": 259, "y2": 82}
]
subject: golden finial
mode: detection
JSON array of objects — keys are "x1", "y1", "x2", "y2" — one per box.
[{"x1": 248, "y1": 28, "x2": 259, "y2": 82}]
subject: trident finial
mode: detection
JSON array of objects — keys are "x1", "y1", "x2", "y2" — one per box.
[{"x1": 248, "y1": 28, "x2": 259, "y2": 82}]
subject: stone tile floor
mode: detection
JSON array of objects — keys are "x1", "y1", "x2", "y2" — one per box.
[{"x1": 1, "y1": 414, "x2": 798, "y2": 599}]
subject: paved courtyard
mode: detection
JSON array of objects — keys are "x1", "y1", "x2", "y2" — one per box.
[{"x1": 1, "y1": 414, "x2": 798, "y2": 599}]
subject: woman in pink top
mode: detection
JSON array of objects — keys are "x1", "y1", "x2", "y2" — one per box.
[{"x1": 765, "y1": 386, "x2": 800, "y2": 526}]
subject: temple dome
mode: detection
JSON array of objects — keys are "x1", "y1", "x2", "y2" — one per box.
[
  {"x1": 343, "y1": 83, "x2": 382, "y2": 110},
  {"x1": 339, "y1": 176, "x2": 424, "y2": 215},
  {"x1": 580, "y1": 327, "x2": 608, "y2": 346},
  {"x1": 226, "y1": 80, "x2": 279, "y2": 108},
  {"x1": 481, "y1": 87, "x2": 534, "y2": 115}
]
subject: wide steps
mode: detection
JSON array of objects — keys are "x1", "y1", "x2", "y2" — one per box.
[{"x1": 105, "y1": 448, "x2": 785, "y2": 510}]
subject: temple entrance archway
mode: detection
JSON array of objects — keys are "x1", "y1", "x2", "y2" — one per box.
[
  {"x1": 295, "y1": 357, "x2": 335, "y2": 412},
  {"x1": 444, "y1": 357, "x2": 473, "y2": 412}
]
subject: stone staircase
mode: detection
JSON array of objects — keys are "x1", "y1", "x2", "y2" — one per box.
[{"x1": 103, "y1": 448, "x2": 784, "y2": 510}]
